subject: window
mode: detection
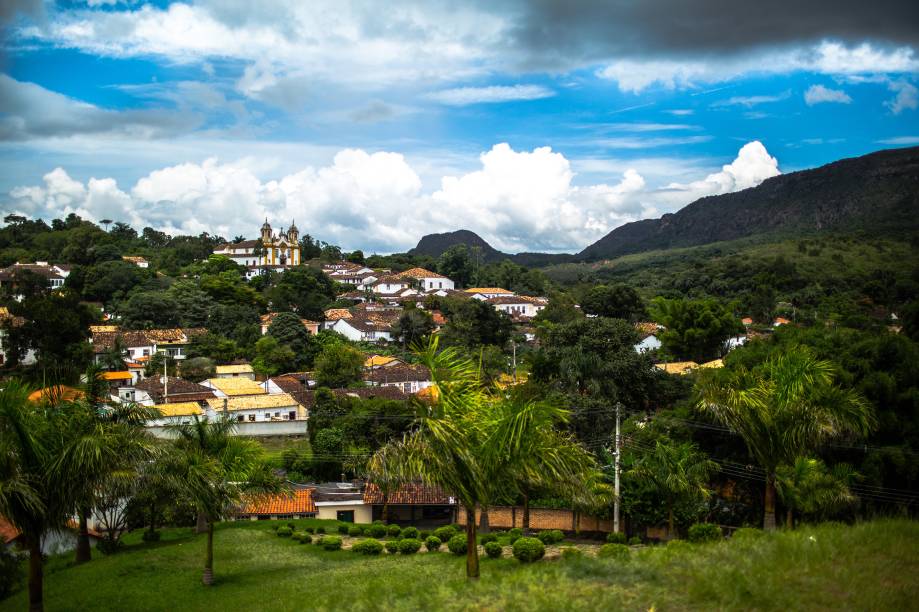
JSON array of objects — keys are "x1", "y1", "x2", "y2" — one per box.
[
  {"x1": 237, "y1": 415, "x2": 244, "y2": 422},
  {"x1": 248, "y1": 414, "x2": 256, "y2": 422},
  {"x1": 288, "y1": 411, "x2": 296, "y2": 421}
]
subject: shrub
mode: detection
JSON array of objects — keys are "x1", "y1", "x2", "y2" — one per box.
[
  {"x1": 731, "y1": 527, "x2": 764, "y2": 541},
  {"x1": 304, "y1": 526, "x2": 315, "y2": 534},
  {"x1": 598, "y1": 543, "x2": 629, "y2": 560},
  {"x1": 368, "y1": 523, "x2": 387, "y2": 538},
  {"x1": 512, "y1": 537, "x2": 545, "y2": 563},
  {"x1": 399, "y1": 538, "x2": 422, "y2": 554},
  {"x1": 480, "y1": 533, "x2": 498, "y2": 545},
  {"x1": 287, "y1": 522, "x2": 296, "y2": 530},
  {"x1": 484, "y1": 541, "x2": 503, "y2": 559},
  {"x1": 385, "y1": 540, "x2": 400, "y2": 554},
  {"x1": 606, "y1": 532, "x2": 627, "y2": 544},
  {"x1": 508, "y1": 527, "x2": 523, "y2": 538},
  {"x1": 319, "y1": 536, "x2": 342, "y2": 551},
  {"x1": 628, "y1": 536, "x2": 641, "y2": 546},
  {"x1": 0, "y1": 548, "x2": 23, "y2": 599},
  {"x1": 434, "y1": 526, "x2": 456, "y2": 542},
  {"x1": 560, "y1": 546, "x2": 582, "y2": 559},
  {"x1": 687, "y1": 523, "x2": 722, "y2": 543},
  {"x1": 419, "y1": 530, "x2": 431, "y2": 540},
  {"x1": 96, "y1": 538, "x2": 123, "y2": 555},
  {"x1": 297, "y1": 533, "x2": 313, "y2": 545},
  {"x1": 337, "y1": 524, "x2": 349, "y2": 535},
  {"x1": 316, "y1": 526, "x2": 326, "y2": 534},
  {"x1": 401, "y1": 526, "x2": 419, "y2": 540},
  {"x1": 348, "y1": 525, "x2": 363, "y2": 537},
  {"x1": 387, "y1": 524, "x2": 402, "y2": 537},
  {"x1": 447, "y1": 534, "x2": 467, "y2": 555},
  {"x1": 425, "y1": 536, "x2": 442, "y2": 552},
  {"x1": 276, "y1": 526, "x2": 293, "y2": 537},
  {"x1": 351, "y1": 538, "x2": 384, "y2": 555},
  {"x1": 141, "y1": 530, "x2": 161, "y2": 543},
  {"x1": 537, "y1": 529, "x2": 564, "y2": 545}
]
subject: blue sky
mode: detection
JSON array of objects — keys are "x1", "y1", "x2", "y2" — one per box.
[{"x1": 1, "y1": 1, "x2": 917, "y2": 253}]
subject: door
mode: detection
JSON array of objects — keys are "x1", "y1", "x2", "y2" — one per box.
[{"x1": 337, "y1": 510, "x2": 355, "y2": 523}]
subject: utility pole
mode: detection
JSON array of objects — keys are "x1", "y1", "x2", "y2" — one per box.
[
  {"x1": 512, "y1": 340, "x2": 517, "y2": 383},
  {"x1": 613, "y1": 402, "x2": 622, "y2": 534},
  {"x1": 163, "y1": 355, "x2": 168, "y2": 403}
]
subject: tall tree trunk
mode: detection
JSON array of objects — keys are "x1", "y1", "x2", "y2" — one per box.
[
  {"x1": 479, "y1": 505, "x2": 490, "y2": 534},
  {"x1": 75, "y1": 507, "x2": 91, "y2": 564},
  {"x1": 196, "y1": 511, "x2": 208, "y2": 534},
  {"x1": 202, "y1": 521, "x2": 215, "y2": 586},
  {"x1": 763, "y1": 474, "x2": 777, "y2": 531},
  {"x1": 522, "y1": 489, "x2": 530, "y2": 533},
  {"x1": 382, "y1": 492, "x2": 389, "y2": 523},
  {"x1": 464, "y1": 506, "x2": 479, "y2": 580},
  {"x1": 786, "y1": 508, "x2": 793, "y2": 530},
  {"x1": 28, "y1": 535, "x2": 43, "y2": 612},
  {"x1": 667, "y1": 501, "x2": 675, "y2": 539},
  {"x1": 148, "y1": 502, "x2": 158, "y2": 537}
]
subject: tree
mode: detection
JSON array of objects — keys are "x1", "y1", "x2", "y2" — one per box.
[
  {"x1": 251, "y1": 336, "x2": 296, "y2": 379},
  {"x1": 168, "y1": 417, "x2": 282, "y2": 585},
  {"x1": 696, "y1": 347, "x2": 874, "y2": 529},
  {"x1": 441, "y1": 297, "x2": 512, "y2": 349},
  {"x1": 650, "y1": 297, "x2": 743, "y2": 362},
  {"x1": 119, "y1": 291, "x2": 181, "y2": 329},
  {"x1": 581, "y1": 284, "x2": 646, "y2": 321},
  {"x1": 346, "y1": 250, "x2": 365, "y2": 264},
  {"x1": 315, "y1": 344, "x2": 365, "y2": 388},
  {"x1": 81, "y1": 260, "x2": 147, "y2": 304},
  {"x1": 181, "y1": 357, "x2": 216, "y2": 382},
  {"x1": 390, "y1": 309, "x2": 435, "y2": 348},
  {"x1": 267, "y1": 312, "x2": 315, "y2": 368},
  {"x1": 5, "y1": 289, "x2": 96, "y2": 369},
  {"x1": 628, "y1": 440, "x2": 716, "y2": 536},
  {"x1": 776, "y1": 457, "x2": 857, "y2": 528},
  {"x1": 266, "y1": 267, "x2": 337, "y2": 320},
  {"x1": 437, "y1": 245, "x2": 473, "y2": 288}
]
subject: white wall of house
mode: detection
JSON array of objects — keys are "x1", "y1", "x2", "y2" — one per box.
[
  {"x1": 373, "y1": 282, "x2": 409, "y2": 294},
  {"x1": 379, "y1": 380, "x2": 433, "y2": 394},
  {"x1": 634, "y1": 335, "x2": 662, "y2": 353},
  {"x1": 420, "y1": 277, "x2": 454, "y2": 291},
  {"x1": 315, "y1": 502, "x2": 373, "y2": 523},
  {"x1": 493, "y1": 302, "x2": 543, "y2": 318}
]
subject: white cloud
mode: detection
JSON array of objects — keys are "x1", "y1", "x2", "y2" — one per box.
[
  {"x1": 804, "y1": 84, "x2": 852, "y2": 105},
  {"x1": 885, "y1": 80, "x2": 918, "y2": 114},
  {"x1": 712, "y1": 91, "x2": 791, "y2": 108},
  {"x1": 665, "y1": 109, "x2": 694, "y2": 116},
  {"x1": 425, "y1": 85, "x2": 554, "y2": 106},
  {"x1": 877, "y1": 136, "x2": 919, "y2": 145},
  {"x1": 5, "y1": 141, "x2": 783, "y2": 254}
]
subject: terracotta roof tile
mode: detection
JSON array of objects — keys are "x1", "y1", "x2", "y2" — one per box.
[
  {"x1": 239, "y1": 489, "x2": 316, "y2": 515},
  {"x1": 363, "y1": 482, "x2": 455, "y2": 505}
]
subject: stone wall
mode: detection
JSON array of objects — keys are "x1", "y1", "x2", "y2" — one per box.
[{"x1": 457, "y1": 506, "x2": 612, "y2": 533}]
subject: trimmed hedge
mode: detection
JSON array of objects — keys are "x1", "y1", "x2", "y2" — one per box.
[
  {"x1": 351, "y1": 538, "x2": 384, "y2": 555},
  {"x1": 387, "y1": 524, "x2": 402, "y2": 537},
  {"x1": 293, "y1": 532, "x2": 311, "y2": 544},
  {"x1": 598, "y1": 543, "x2": 629, "y2": 560},
  {"x1": 560, "y1": 546, "x2": 582, "y2": 559},
  {"x1": 304, "y1": 527, "x2": 315, "y2": 534},
  {"x1": 687, "y1": 523, "x2": 722, "y2": 543},
  {"x1": 512, "y1": 537, "x2": 545, "y2": 563},
  {"x1": 732, "y1": 527, "x2": 765, "y2": 541},
  {"x1": 537, "y1": 530, "x2": 564, "y2": 545},
  {"x1": 480, "y1": 533, "x2": 498, "y2": 545},
  {"x1": 337, "y1": 525, "x2": 349, "y2": 535},
  {"x1": 348, "y1": 525, "x2": 363, "y2": 537},
  {"x1": 447, "y1": 534, "x2": 467, "y2": 555},
  {"x1": 606, "y1": 532, "x2": 627, "y2": 544},
  {"x1": 433, "y1": 526, "x2": 456, "y2": 542},
  {"x1": 425, "y1": 536, "x2": 442, "y2": 552},
  {"x1": 398, "y1": 538, "x2": 423, "y2": 554},
  {"x1": 484, "y1": 541, "x2": 503, "y2": 559},
  {"x1": 316, "y1": 527, "x2": 326, "y2": 534},
  {"x1": 276, "y1": 526, "x2": 293, "y2": 537},
  {"x1": 385, "y1": 540, "x2": 400, "y2": 554},
  {"x1": 367, "y1": 523, "x2": 387, "y2": 538},
  {"x1": 319, "y1": 536, "x2": 343, "y2": 551},
  {"x1": 628, "y1": 536, "x2": 641, "y2": 546},
  {"x1": 400, "y1": 526, "x2": 419, "y2": 540},
  {"x1": 508, "y1": 527, "x2": 523, "y2": 545}
]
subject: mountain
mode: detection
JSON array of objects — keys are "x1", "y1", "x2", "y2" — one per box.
[
  {"x1": 408, "y1": 229, "x2": 511, "y2": 262},
  {"x1": 578, "y1": 146, "x2": 919, "y2": 261}
]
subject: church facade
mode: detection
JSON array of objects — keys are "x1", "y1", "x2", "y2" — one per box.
[{"x1": 213, "y1": 220, "x2": 301, "y2": 277}]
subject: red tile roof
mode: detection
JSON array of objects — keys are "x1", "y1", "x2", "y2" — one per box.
[
  {"x1": 0, "y1": 518, "x2": 19, "y2": 544},
  {"x1": 363, "y1": 482, "x2": 455, "y2": 505},
  {"x1": 238, "y1": 489, "x2": 316, "y2": 515}
]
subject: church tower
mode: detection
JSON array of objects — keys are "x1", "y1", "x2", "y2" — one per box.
[
  {"x1": 260, "y1": 219, "x2": 272, "y2": 244},
  {"x1": 287, "y1": 220, "x2": 299, "y2": 244},
  {"x1": 287, "y1": 221, "x2": 300, "y2": 265}
]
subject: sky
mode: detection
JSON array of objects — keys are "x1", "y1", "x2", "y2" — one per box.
[{"x1": 1, "y1": 1, "x2": 917, "y2": 254}]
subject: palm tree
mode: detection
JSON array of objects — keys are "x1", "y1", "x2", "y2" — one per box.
[
  {"x1": 169, "y1": 416, "x2": 282, "y2": 585},
  {"x1": 628, "y1": 439, "x2": 716, "y2": 537},
  {"x1": 0, "y1": 380, "x2": 75, "y2": 612},
  {"x1": 696, "y1": 346, "x2": 874, "y2": 530},
  {"x1": 776, "y1": 457, "x2": 857, "y2": 529}
]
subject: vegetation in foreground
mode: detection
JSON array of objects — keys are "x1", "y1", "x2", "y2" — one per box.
[{"x1": 2, "y1": 518, "x2": 916, "y2": 611}]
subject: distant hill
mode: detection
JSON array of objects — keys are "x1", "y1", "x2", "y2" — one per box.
[
  {"x1": 407, "y1": 230, "x2": 573, "y2": 266},
  {"x1": 578, "y1": 146, "x2": 919, "y2": 261}
]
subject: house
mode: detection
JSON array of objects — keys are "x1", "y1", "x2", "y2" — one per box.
[
  {"x1": 773, "y1": 317, "x2": 791, "y2": 327},
  {"x1": 0, "y1": 306, "x2": 34, "y2": 365},
  {"x1": 371, "y1": 275, "x2": 416, "y2": 296},
  {"x1": 655, "y1": 361, "x2": 700, "y2": 375},
  {"x1": 212, "y1": 220, "x2": 301, "y2": 279},
  {"x1": 1, "y1": 517, "x2": 102, "y2": 555},
  {"x1": 90, "y1": 327, "x2": 206, "y2": 363},
  {"x1": 312, "y1": 482, "x2": 371, "y2": 523},
  {"x1": 364, "y1": 355, "x2": 403, "y2": 368},
  {"x1": 465, "y1": 287, "x2": 514, "y2": 300},
  {"x1": 235, "y1": 489, "x2": 317, "y2": 520},
  {"x1": 259, "y1": 313, "x2": 320, "y2": 336},
  {"x1": 205, "y1": 393, "x2": 304, "y2": 423},
  {"x1": 724, "y1": 335, "x2": 748, "y2": 351},
  {"x1": 121, "y1": 256, "x2": 149, "y2": 268},
  {"x1": 364, "y1": 364, "x2": 433, "y2": 394},
  {"x1": 200, "y1": 377, "x2": 269, "y2": 397},
  {"x1": 0, "y1": 262, "x2": 70, "y2": 293},
  {"x1": 214, "y1": 364, "x2": 256, "y2": 380},
  {"x1": 27, "y1": 385, "x2": 85, "y2": 403},
  {"x1": 700, "y1": 359, "x2": 724, "y2": 369},
  {"x1": 741, "y1": 317, "x2": 754, "y2": 326},
  {"x1": 393, "y1": 268, "x2": 454, "y2": 292},
  {"x1": 100, "y1": 370, "x2": 135, "y2": 398},
  {"x1": 486, "y1": 295, "x2": 546, "y2": 318},
  {"x1": 132, "y1": 376, "x2": 217, "y2": 406},
  {"x1": 322, "y1": 261, "x2": 374, "y2": 277},
  {"x1": 329, "y1": 312, "x2": 398, "y2": 343},
  {"x1": 363, "y1": 483, "x2": 457, "y2": 526},
  {"x1": 147, "y1": 401, "x2": 205, "y2": 427}
]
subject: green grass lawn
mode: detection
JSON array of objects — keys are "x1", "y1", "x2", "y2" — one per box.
[{"x1": 4, "y1": 519, "x2": 918, "y2": 611}]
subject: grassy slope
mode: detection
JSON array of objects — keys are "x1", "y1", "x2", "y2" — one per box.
[{"x1": 3, "y1": 519, "x2": 917, "y2": 611}]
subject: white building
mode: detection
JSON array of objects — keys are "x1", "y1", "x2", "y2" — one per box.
[
  {"x1": 465, "y1": 287, "x2": 515, "y2": 300},
  {"x1": 487, "y1": 295, "x2": 546, "y2": 318},
  {"x1": 212, "y1": 220, "x2": 301, "y2": 278}
]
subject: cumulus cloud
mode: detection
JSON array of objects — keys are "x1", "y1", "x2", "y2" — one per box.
[
  {"x1": 4, "y1": 141, "x2": 783, "y2": 254},
  {"x1": 804, "y1": 84, "x2": 852, "y2": 105},
  {"x1": 876, "y1": 135, "x2": 919, "y2": 145},
  {"x1": 885, "y1": 80, "x2": 919, "y2": 114},
  {"x1": 426, "y1": 85, "x2": 555, "y2": 106}
]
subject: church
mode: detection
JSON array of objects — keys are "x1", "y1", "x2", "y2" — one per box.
[{"x1": 213, "y1": 220, "x2": 301, "y2": 278}]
